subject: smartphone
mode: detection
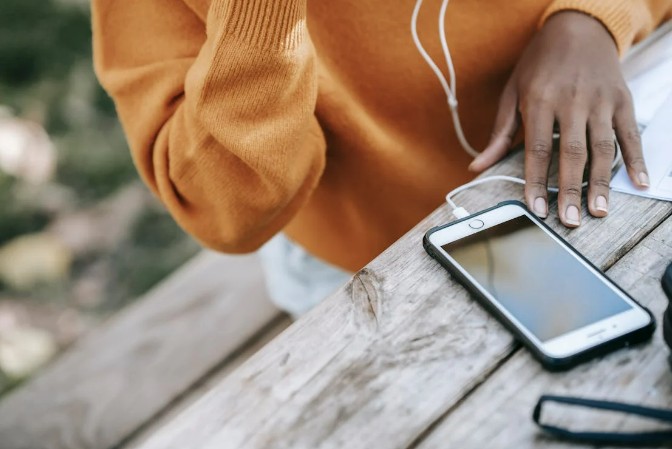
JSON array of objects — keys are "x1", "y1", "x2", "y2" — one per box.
[{"x1": 423, "y1": 200, "x2": 655, "y2": 370}]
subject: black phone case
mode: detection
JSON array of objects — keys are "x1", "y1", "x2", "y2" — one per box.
[{"x1": 423, "y1": 200, "x2": 656, "y2": 371}]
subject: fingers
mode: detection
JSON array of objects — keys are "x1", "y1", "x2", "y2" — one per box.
[
  {"x1": 587, "y1": 116, "x2": 615, "y2": 218},
  {"x1": 524, "y1": 107, "x2": 554, "y2": 218},
  {"x1": 557, "y1": 112, "x2": 588, "y2": 227},
  {"x1": 470, "y1": 81, "x2": 519, "y2": 172},
  {"x1": 613, "y1": 94, "x2": 649, "y2": 189}
]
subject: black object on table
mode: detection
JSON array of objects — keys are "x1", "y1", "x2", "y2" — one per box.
[
  {"x1": 662, "y1": 261, "x2": 672, "y2": 366},
  {"x1": 532, "y1": 262, "x2": 672, "y2": 445}
]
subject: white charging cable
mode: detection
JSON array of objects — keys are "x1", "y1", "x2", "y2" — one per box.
[
  {"x1": 446, "y1": 176, "x2": 563, "y2": 219},
  {"x1": 411, "y1": 0, "x2": 622, "y2": 219}
]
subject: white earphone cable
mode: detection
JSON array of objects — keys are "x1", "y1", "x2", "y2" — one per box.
[
  {"x1": 411, "y1": 0, "x2": 480, "y2": 158},
  {"x1": 410, "y1": 0, "x2": 454, "y2": 107}
]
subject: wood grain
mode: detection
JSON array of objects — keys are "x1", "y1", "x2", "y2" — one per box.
[
  {"x1": 133, "y1": 149, "x2": 672, "y2": 449},
  {"x1": 415, "y1": 214, "x2": 672, "y2": 449},
  {"x1": 120, "y1": 314, "x2": 292, "y2": 449},
  {"x1": 0, "y1": 251, "x2": 281, "y2": 449}
]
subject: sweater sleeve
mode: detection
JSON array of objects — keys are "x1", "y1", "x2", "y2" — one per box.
[
  {"x1": 541, "y1": 0, "x2": 672, "y2": 55},
  {"x1": 92, "y1": 0, "x2": 326, "y2": 253}
]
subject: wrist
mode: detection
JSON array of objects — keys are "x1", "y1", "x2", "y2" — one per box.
[
  {"x1": 540, "y1": 0, "x2": 640, "y2": 56},
  {"x1": 543, "y1": 10, "x2": 618, "y2": 52}
]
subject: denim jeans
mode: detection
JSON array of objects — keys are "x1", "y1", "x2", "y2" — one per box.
[{"x1": 258, "y1": 233, "x2": 352, "y2": 318}]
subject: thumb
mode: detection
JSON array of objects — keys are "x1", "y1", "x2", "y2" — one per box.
[{"x1": 469, "y1": 83, "x2": 519, "y2": 172}]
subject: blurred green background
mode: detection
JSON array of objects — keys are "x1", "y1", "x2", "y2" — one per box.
[{"x1": 0, "y1": 0, "x2": 199, "y2": 394}]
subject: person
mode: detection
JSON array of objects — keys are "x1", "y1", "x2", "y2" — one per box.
[{"x1": 92, "y1": 0, "x2": 672, "y2": 316}]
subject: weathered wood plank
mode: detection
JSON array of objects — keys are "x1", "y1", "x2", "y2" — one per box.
[
  {"x1": 415, "y1": 214, "x2": 672, "y2": 449},
  {"x1": 0, "y1": 251, "x2": 281, "y2": 449},
  {"x1": 120, "y1": 314, "x2": 293, "y2": 449},
  {"x1": 133, "y1": 149, "x2": 672, "y2": 449}
]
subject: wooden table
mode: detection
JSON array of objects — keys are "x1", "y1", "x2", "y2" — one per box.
[{"x1": 128, "y1": 148, "x2": 672, "y2": 449}]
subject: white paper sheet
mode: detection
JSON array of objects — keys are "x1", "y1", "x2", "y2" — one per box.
[
  {"x1": 623, "y1": 22, "x2": 672, "y2": 129},
  {"x1": 611, "y1": 91, "x2": 672, "y2": 201},
  {"x1": 609, "y1": 22, "x2": 672, "y2": 201}
]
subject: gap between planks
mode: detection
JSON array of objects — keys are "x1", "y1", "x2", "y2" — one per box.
[
  {"x1": 117, "y1": 313, "x2": 292, "y2": 449},
  {"x1": 0, "y1": 251, "x2": 282, "y2": 449}
]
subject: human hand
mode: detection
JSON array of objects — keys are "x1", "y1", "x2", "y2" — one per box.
[{"x1": 469, "y1": 11, "x2": 649, "y2": 227}]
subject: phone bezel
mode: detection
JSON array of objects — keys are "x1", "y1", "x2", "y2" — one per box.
[{"x1": 427, "y1": 202, "x2": 652, "y2": 359}]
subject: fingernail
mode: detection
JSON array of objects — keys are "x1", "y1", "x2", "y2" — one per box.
[
  {"x1": 565, "y1": 205, "x2": 581, "y2": 226},
  {"x1": 533, "y1": 197, "x2": 547, "y2": 217},
  {"x1": 595, "y1": 195, "x2": 608, "y2": 213},
  {"x1": 638, "y1": 172, "x2": 650, "y2": 188}
]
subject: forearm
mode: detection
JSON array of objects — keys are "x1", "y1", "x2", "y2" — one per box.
[
  {"x1": 93, "y1": 0, "x2": 325, "y2": 252},
  {"x1": 150, "y1": 99, "x2": 326, "y2": 253}
]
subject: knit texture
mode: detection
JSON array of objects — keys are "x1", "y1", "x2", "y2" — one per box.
[
  {"x1": 92, "y1": 0, "x2": 672, "y2": 271},
  {"x1": 542, "y1": 0, "x2": 672, "y2": 55}
]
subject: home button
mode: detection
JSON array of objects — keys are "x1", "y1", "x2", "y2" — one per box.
[{"x1": 469, "y1": 219, "x2": 485, "y2": 229}]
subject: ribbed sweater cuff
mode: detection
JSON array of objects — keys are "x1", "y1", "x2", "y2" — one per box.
[
  {"x1": 541, "y1": 0, "x2": 645, "y2": 55},
  {"x1": 212, "y1": 0, "x2": 307, "y2": 50}
]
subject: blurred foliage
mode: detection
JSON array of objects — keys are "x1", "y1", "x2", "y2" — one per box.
[
  {"x1": 0, "y1": 0, "x2": 200, "y2": 301},
  {"x1": 0, "y1": 0, "x2": 200, "y2": 394},
  {"x1": 0, "y1": 176, "x2": 51, "y2": 246},
  {"x1": 0, "y1": 0, "x2": 90, "y2": 88},
  {"x1": 0, "y1": 0, "x2": 138, "y2": 204}
]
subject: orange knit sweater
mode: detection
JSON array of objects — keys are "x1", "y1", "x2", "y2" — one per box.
[{"x1": 92, "y1": 0, "x2": 671, "y2": 271}]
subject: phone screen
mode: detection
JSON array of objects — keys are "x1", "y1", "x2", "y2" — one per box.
[{"x1": 441, "y1": 215, "x2": 633, "y2": 342}]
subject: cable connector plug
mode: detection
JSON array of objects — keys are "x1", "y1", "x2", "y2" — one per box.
[
  {"x1": 452, "y1": 207, "x2": 470, "y2": 219},
  {"x1": 446, "y1": 175, "x2": 527, "y2": 221}
]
